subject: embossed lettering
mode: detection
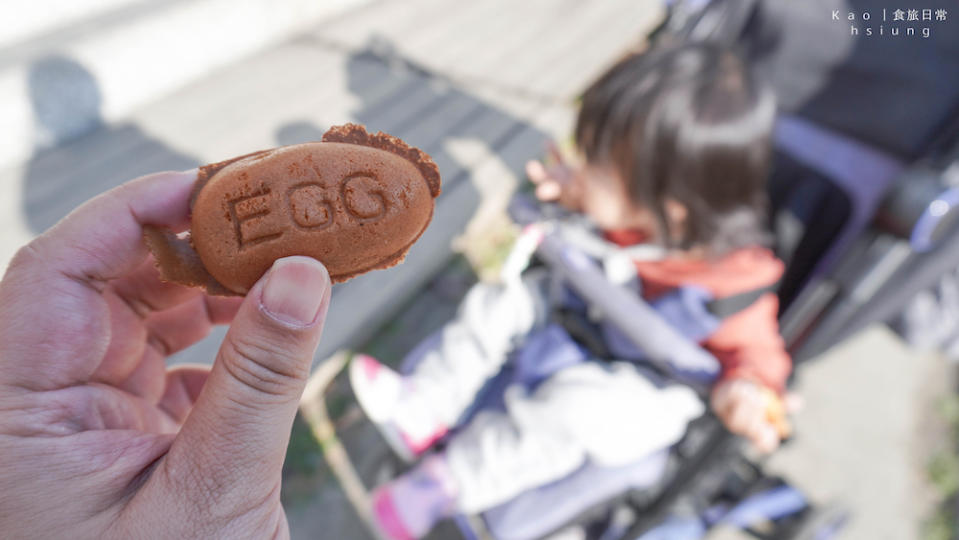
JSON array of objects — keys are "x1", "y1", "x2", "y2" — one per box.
[
  {"x1": 225, "y1": 171, "x2": 391, "y2": 249},
  {"x1": 228, "y1": 189, "x2": 282, "y2": 249},
  {"x1": 287, "y1": 183, "x2": 334, "y2": 230},
  {"x1": 341, "y1": 173, "x2": 387, "y2": 221}
]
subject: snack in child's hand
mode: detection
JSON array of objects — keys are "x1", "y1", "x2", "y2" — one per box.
[
  {"x1": 761, "y1": 387, "x2": 792, "y2": 439},
  {"x1": 145, "y1": 123, "x2": 441, "y2": 295}
]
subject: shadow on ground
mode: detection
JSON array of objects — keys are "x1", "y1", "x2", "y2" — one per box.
[{"x1": 21, "y1": 55, "x2": 199, "y2": 234}]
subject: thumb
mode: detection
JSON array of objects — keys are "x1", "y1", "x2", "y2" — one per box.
[{"x1": 164, "y1": 256, "x2": 330, "y2": 506}]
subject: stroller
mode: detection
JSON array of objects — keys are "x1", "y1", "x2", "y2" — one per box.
[
  {"x1": 322, "y1": 107, "x2": 959, "y2": 539},
  {"x1": 306, "y1": 1, "x2": 959, "y2": 538},
  {"x1": 357, "y1": 112, "x2": 959, "y2": 539}
]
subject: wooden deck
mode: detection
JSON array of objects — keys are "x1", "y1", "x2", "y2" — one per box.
[{"x1": 0, "y1": 0, "x2": 663, "y2": 366}]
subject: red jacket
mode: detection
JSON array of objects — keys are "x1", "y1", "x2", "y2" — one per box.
[{"x1": 605, "y1": 230, "x2": 791, "y2": 393}]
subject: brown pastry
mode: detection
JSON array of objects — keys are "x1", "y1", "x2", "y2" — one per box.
[{"x1": 145, "y1": 123, "x2": 441, "y2": 295}]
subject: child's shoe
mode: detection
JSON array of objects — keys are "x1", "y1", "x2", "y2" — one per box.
[
  {"x1": 372, "y1": 455, "x2": 458, "y2": 540},
  {"x1": 349, "y1": 354, "x2": 449, "y2": 462}
]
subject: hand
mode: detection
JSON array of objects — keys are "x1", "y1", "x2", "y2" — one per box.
[
  {"x1": 711, "y1": 378, "x2": 787, "y2": 454},
  {"x1": 0, "y1": 170, "x2": 332, "y2": 538},
  {"x1": 525, "y1": 141, "x2": 581, "y2": 210}
]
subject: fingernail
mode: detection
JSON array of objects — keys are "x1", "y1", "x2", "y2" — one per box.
[
  {"x1": 170, "y1": 168, "x2": 198, "y2": 183},
  {"x1": 261, "y1": 256, "x2": 329, "y2": 326}
]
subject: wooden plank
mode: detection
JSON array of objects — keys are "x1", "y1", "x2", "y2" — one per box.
[
  {"x1": 399, "y1": 0, "x2": 537, "y2": 74},
  {"x1": 308, "y1": 0, "x2": 455, "y2": 51},
  {"x1": 413, "y1": 89, "x2": 545, "y2": 198},
  {"x1": 424, "y1": 0, "x2": 570, "y2": 94},
  {"x1": 20, "y1": 131, "x2": 199, "y2": 234},
  {"x1": 490, "y1": 0, "x2": 627, "y2": 98},
  {"x1": 535, "y1": 3, "x2": 662, "y2": 99},
  {"x1": 139, "y1": 43, "x2": 351, "y2": 157},
  {"x1": 375, "y1": 0, "x2": 500, "y2": 61}
]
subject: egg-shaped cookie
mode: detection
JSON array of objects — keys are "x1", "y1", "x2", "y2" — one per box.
[{"x1": 144, "y1": 123, "x2": 441, "y2": 295}]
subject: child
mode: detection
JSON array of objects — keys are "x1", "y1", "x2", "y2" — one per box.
[{"x1": 351, "y1": 43, "x2": 787, "y2": 539}]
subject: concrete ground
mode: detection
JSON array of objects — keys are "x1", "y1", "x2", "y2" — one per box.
[
  {"x1": 707, "y1": 324, "x2": 955, "y2": 540},
  {"x1": 758, "y1": 326, "x2": 954, "y2": 540}
]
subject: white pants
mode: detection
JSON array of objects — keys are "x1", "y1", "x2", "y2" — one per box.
[{"x1": 404, "y1": 273, "x2": 703, "y2": 512}]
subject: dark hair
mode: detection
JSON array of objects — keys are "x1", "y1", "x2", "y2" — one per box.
[{"x1": 575, "y1": 43, "x2": 775, "y2": 254}]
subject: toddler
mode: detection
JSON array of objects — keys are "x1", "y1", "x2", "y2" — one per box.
[{"x1": 352, "y1": 43, "x2": 788, "y2": 539}]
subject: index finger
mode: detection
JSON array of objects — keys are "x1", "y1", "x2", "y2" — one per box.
[
  {"x1": 13, "y1": 169, "x2": 198, "y2": 285},
  {"x1": 0, "y1": 170, "x2": 198, "y2": 390},
  {"x1": 546, "y1": 140, "x2": 566, "y2": 167}
]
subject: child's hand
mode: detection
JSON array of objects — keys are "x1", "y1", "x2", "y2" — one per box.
[
  {"x1": 525, "y1": 141, "x2": 580, "y2": 210},
  {"x1": 711, "y1": 378, "x2": 790, "y2": 453}
]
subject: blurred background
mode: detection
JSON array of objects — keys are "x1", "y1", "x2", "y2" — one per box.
[{"x1": 2, "y1": 1, "x2": 959, "y2": 539}]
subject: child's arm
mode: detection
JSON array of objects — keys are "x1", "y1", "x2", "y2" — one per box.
[{"x1": 703, "y1": 292, "x2": 792, "y2": 452}]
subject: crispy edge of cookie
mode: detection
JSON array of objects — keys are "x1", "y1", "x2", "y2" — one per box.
[
  {"x1": 321, "y1": 123, "x2": 442, "y2": 198},
  {"x1": 143, "y1": 225, "x2": 237, "y2": 296}
]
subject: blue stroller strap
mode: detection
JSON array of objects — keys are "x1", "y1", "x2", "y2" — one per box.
[
  {"x1": 533, "y1": 231, "x2": 720, "y2": 389},
  {"x1": 600, "y1": 285, "x2": 721, "y2": 363}
]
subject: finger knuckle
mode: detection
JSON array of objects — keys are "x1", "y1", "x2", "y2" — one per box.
[
  {"x1": 8, "y1": 242, "x2": 38, "y2": 268},
  {"x1": 222, "y1": 335, "x2": 307, "y2": 397},
  {"x1": 6, "y1": 243, "x2": 45, "y2": 283}
]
